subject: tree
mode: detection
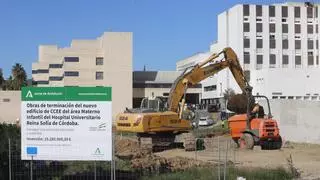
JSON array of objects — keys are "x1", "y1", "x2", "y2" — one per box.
[
  {"x1": 11, "y1": 63, "x2": 27, "y2": 90},
  {"x1": 0, "y1": 68, "x2": 4, "y2": 89},
  {"x1": 223, "y1": 88, "x2": 235, "y2": 102},
  {"x1": 3, "y1": 76, "x2": 13, "y2": 90}
]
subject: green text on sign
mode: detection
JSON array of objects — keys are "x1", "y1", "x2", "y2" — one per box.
[{"x1": 21, "y1": 87, "x2": 112, "y2": 101}]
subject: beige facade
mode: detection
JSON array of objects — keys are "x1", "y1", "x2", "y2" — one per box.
[
  {"x1": 32, "y1": 32, "x2": 133, "y2": 119},
  {"x1": 0, "y1": 91, "x2": 21, "y2": 124}
]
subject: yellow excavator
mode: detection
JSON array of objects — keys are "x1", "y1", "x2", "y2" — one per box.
[{"x1": 116, "y1": 47, "x2": 250, "y2": 151}]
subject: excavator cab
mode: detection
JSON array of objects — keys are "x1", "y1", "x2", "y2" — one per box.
[{"x1": 140, "y1": 96, "x2": 167, "y2": 112}]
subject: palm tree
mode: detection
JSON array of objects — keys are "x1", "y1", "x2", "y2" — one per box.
[
  {"x1": 11, "y1": 63, "x2": 27, "y2": 90},
  {"x1": 0, "y1": 68, "x2": 4, "y2": 89}
]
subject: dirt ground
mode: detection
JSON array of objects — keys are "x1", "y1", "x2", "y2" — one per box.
[{"x1": 156, "y1": 136, "x2": 320, "y2": 179}]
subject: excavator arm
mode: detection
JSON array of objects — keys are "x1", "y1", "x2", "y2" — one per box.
[{"x1": 167, "y1": 47, "x2": 250, "y2": 114}]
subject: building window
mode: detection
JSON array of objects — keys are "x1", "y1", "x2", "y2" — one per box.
[
  {"x1": 308, "y1": 39, "x2": 314, "y2": 49},
  {"x1": 269, "y1": 23, "x2": 275, "y2": 33},
  {"x1": 317, "y1": 40, "x2": 319, "y2": 49},
  {"x1": 243, "y1": 5, "x2": 250, "y2": 16},
  {"x1": 283, "y1": 39, "x2": 288, "y2": 49},
  {"x1": 204, "y1": 85, "x2": 217, "y2": 92},
  {"x1": 317, "y1": 56, "x2": 319, "y2": 65},
  {"x1": 3, "y1": 98, "x2": 10, "y2": 102},
  {"x1": 49, "y1": 76, "x2": 63, "y2": 81},
  {"x1": 256, "y1": 23, "x2": 263, "y2": 32},
  {"x1": 307, "y1": 7, "x2": 313, "y2": 18},
  {"x1": 295, "y1": 40, "x2": 301, "y2": 49},
  {"x1": 282, "y1": 24, "x2": 288, "y2": 33},
  {"x1": 282, "y1": 6, "x2": 288, "y2": 17},
  {"x1": 269, "y1": 54, "x2": 276, "y2": 67},
  {"x1": 49, "y1": 64, "x2": 63, "y2": 68},
  {"x1": 96, "y1": 57, "x2": 104, "y2": 65},
  {"x1": 243, "y1": 23, "x2": 250, "y2": 32},
  {"x1": 36, "y1": 81, "x2": 49, "y2": 85},
  {"x1": 294, "y1": 7, "x2": 300, "y2": 18},
  {"x1": 64, "y1": 71, "x2": 79, "y2": 76},
  {"x1": 64, "y1": 57, "x2": 79, "y2": 62},
  {"x1": 316, "y1": 25, "x2": 318, "y2": 33},
  {"x1": 257, "y1": 39, "x2": 263, "y2": 48},
  {"x1": 295, "y1": 56, "x2": 301, "y2": 65},
  {"x1": 243, "y1": 38, "x2": 250, "y2": 48},
  {"x1": 257, "y1": 55, "x2": 263, "y2": 64},
  {"x1": 96, "y1": 71, "x2": 104, "y2": 80},
  {"x1": 270, "y1": 39, "x2": 276, "y2": 49},
  {"x1": 295, "y1": 24, "x2": 301, "y2": 34},
  {"x1": 256, "y1": 5, "x2": 262, "y2": 16},
  {"x1": 308, "y1": 25, "x2": 313, "y2": 34},
  {"x1": 308, "y1": 55, "x2": 314, "y2": 66},
  {"x1": 269, "y1": 6, "x2": 275, "y2": 17},
  {"x1": 163, "y1": 93, "x2": 169, "y2": 96},
  {"x1": 37, "y1": 69, "x2": 49, "y2": 74},
  {"x1": 282, "y1": 55, "x2": 289, "y2": 65},
  {"x1": 244, "y1": 52, "x2": 250, "y2": 64},
  {"x1": 32, "y1": 70, "x2": 37, "y2": 74},
  {"x1": 244, "y1": 70, "x2": 250, "y2": 82}
]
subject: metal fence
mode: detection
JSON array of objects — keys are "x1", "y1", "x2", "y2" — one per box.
[{"x1": 4, "y1": 134, "x2": 238, "y2": 180}]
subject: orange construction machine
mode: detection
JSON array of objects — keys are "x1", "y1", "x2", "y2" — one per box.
[{"x1": 228, "y1": 87, "x2": 282, "y2": 150}]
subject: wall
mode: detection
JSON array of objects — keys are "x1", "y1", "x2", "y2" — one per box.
[
  {"x1": 0, "y1": 91, "x2": 21, "y2": 124},
  {"x1": 102, "y1": 32, "x2": 133, "y2": 119},
  {"x1": 251, "y1": 68, "x2": 320, "y2": 99},
  {"x1": 259, "y1": 99, "x2": 320, "y2": 144}
]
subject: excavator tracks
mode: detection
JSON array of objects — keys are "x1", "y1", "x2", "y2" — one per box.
[{"x1": 138, "y1": 132, "x2": 196, "y2": 152}]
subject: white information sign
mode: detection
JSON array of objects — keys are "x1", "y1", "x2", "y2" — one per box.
[{"x1": 21, "y1": 87, "x2": 112, "y2": 161}]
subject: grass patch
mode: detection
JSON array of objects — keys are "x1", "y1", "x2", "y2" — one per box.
[{"x1": 141, "y1": 166, "x2": 295, "y2": 180}]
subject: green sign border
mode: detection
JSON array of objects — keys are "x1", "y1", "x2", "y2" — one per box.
[{"x1": 22, "y1": 87, "x2": 112, "y2": 101}]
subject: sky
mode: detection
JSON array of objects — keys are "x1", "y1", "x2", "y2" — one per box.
[{"x1": 0, "y1": 0, "x2": 304, "y2": 78}]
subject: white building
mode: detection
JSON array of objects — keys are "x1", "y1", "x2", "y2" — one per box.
[
  {"x1": 177, "y1": 2, "x2": 320, "y2": 103},
  {"x1": 32, "y1": 32, "x2": 133, "y2": 119}
]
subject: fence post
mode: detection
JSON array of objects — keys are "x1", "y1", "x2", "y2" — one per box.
[
  {"x1": 224, "y1": 141, "x2": 228, "y2": 180},
  {"x1": 94, "y1": 161, "x2": 97, "y2": 180},
  {"x1": 218, "y1": 136, "x2": 220, "y2": 180},
  {"x1": 111, "y1": 131, "x2": 113, "y2": 180},
  {"x1": 8, "y1": 138, "x2": 12, "y2": 180},
  {"x1": 233, "y1": 141, "x2": 236, "y2": 164},
  {"x1": 111, "y1": 131, "x2": 116, "y2": 180},
  {"x1": 195, "y1": 138, "x2": 197, "y2": 160},
  {"x1": 30, "y1": 156, "x2": 33, "y2": 180}
]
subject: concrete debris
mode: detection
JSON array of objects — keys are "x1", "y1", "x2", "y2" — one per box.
[
  {"x1": 115, "y1": 138, "x2": 150, "y2": 159},
  {"x1": 115, "y1": 137, "x2": 211, "y2": 172}
]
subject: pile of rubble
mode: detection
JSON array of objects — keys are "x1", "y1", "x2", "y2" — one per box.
[
  {"x1": 115, "y1": 137, "x2": 211, "y2": 172},
  {"x1": 131, "y1": 155, "x2": 211, "y2": 172}
]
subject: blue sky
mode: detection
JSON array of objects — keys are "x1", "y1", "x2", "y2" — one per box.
[{"x1": 0, "y1": 0, "x2": 294, "y2": 78}]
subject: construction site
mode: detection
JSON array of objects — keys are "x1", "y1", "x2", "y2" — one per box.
[
  {"x1": 113, "y1": 47, "x2": 320, "y2": 180},
  {"x1": 1, "y1": 1, "x2": 320, "y2": 180}
]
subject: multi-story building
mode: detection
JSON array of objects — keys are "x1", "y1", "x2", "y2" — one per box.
[
  {"x1": 32, "y1": 32, "x2": 133, "y2": 119},
  {"x1": 177, "y1": 2, "x2": 320, "y2": 104}
]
